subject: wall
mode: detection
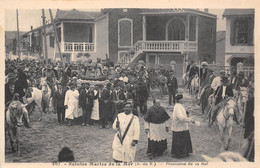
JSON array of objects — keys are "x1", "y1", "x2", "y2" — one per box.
[
  {"x1": 90, "y1": 14, "x2": 109, "y2": 61},
  {"x1": 197, "y1": 15, "x2": 216, "y2": 63},
  {"x1": 146, "y1": 15, "x2": 187, "y2": 41},
  {"x1": 225, "y1": 17, "x2": 254, "y2": 54},
  {"x1": 108, "y1": 9, "x2": 143, "y2": 62},
  {"x1": 216, "y1": 31, "x2": 225, "y2": 66}
]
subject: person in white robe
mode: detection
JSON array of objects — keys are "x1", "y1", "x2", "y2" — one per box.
[
  {"x1": 112, "y1": 101, "x2": 140, "y2": 162},
  {"x1": 91, "y1": 85, "x2": 100, "y2": 125},
  {"x1": 64, "y1": 82, "x2": 80, "y2": 126}
]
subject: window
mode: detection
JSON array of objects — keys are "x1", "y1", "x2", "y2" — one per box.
[
  {"x1": 231, "y1": 17, "x2": 254, "y2": 45},
  {"x1": 118, "y1": 18, "x2": 133, "y2": 47},
  {"x1": 118, "y1": 51, "x2": 128, "y2": 62},
  {"x1": 167, "y1": 18, "x2": 185, "y2": 41},
  {"x1": 210, "y1": 27, "x2": 214, "y2": 43},
  {"x1": 189, "y1": 16, "x2": 196, "y2": 41}
]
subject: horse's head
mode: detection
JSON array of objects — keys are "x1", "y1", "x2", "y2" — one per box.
[
  {"x1": 8, "y1": 101, "x2": 25, "y2": 127},
  {"x1": 225, "y1": 98, "x2": 236, "y2": 118},
  {"x1": 239, "y1": 86, "x2": 248, "y2": 103}
]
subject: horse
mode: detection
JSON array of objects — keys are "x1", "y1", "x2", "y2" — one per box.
[
  {"x1": 215, "y1": 98, "x2": 238, "y2": 151},
  {"x1": 199, "y1": 85, "x2": 214, "y2": 114},
  {"x1": 234, "y1": 87, "x2": 248, "y2": 123},
  {"x1": 25, "y1": 87, "x2": 45, "y2": 121},
  {"x1": 189, "y1": 74, "x2": 200, "y2": 98},
  {"x1": 5, "y1": 101, "x2": 27, "y2": 155}
]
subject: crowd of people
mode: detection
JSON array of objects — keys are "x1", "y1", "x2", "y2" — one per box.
[{"x1": 5, "y1": 57, "x2": 254, "y2": 162}]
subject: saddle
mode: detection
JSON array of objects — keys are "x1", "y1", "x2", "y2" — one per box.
[{"x1": 210, "y1": 98, "x2": 239, "y2": 125}]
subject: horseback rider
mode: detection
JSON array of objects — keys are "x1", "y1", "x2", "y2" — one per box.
[
  {"x1": 199, "y1": 61, "x2": 209, "y2": 85},
  {"x1": 209, "y1": 76, "x2": 234, "y2": 126},
  {"x1": 211, "y1": 70, "x2": 225, "y2": 92},
  {"x1": 186, "y1": 61, "x2": 199, "y2": 88},
  {"x1": 232, "y1": 71, "x2": 249, "y2": 91}
]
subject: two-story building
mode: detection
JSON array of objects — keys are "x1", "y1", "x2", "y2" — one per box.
[
  {"x1": 223, "y1": 9, "x2": 254, "y2": 67},
  {"x1": 21, "y1": 8, "x2": 217, "y2": 84}
]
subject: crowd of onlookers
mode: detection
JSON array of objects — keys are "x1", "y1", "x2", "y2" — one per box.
[{"x1": 5, "y1": 58, "x2": 177, "y2": 128}]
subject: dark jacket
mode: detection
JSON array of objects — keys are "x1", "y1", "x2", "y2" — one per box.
[
  {"x1": 199, "y1": 68, "x2": 208, "y2": 82},
  {"x1": 5, "y1": 83, "x2": 14, "y2": 105},
  {"x1": 189, "y1": 66, "x2": 199, "y2": 78},
  {"x1": 167, "y1": 76, "x2": 178, "y2": 91},
  {"x1": 79, "y1": 89, "x2": 94, "y2": 110},
  {"x1": 53, "y1": 88, "x2": 66, "y2": 108},
  {"x1": 214, "y1": 85, "x2": 233, "y2": 105}
]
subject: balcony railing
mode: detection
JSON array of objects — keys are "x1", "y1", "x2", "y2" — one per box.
[
  {"x1": 62, "y1": 42, "x2": 95, "y2": 52},
  {"x1": 119, "y1": 41, "x2": 198, "y2": 63}
]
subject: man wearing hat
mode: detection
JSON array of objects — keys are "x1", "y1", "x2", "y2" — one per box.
[
  {"x1": 14, "y1": 65, "x2": 29, "y2": 102},
  {"x1": 209, "y1": 76, "x2": 233, "y2": 126},
  {"x1": 232, "y1": 71, "x2": 249, "y2": 91},
  {"x1": 5, "y1": 73, "x2": 17, "y2": 105},
  {"x1": 211, "y1": 70, "x2": 225, "y2": 92},
  {"x1": 136, "y1": 78, "x2": 149, "y2": 116},
  {"x1": 167, "y1": 71, "x2": 178, "y2": 105},
  {"x1": 79, "y1": 82, "x2": 94, "y2": 126},
  {"x1": 187, "y1": 61, "x2": 199, "y2": 88},
  {"x1": 199, "y1": 61, "x2": 209, "y2": 85},
  {"x1": 52, "y1": 82, "x2": 66, "y2": 124}
]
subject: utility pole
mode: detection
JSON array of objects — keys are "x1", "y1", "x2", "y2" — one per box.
[
  {"x1": 16, "y1": 9, "x2": 20, "y2": 59},
  {"x1": 49, "y1": 9, "x2": 64, "y2": 68},
  {"x1": 42, "y1": 9, "x2": 48, "y2": 66}
]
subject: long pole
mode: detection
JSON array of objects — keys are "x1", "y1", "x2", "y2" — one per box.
[
  {"x1": 42, "y1": 9, "x2": 48, "y2": 66},
  {"x1": 49, "y1": 9, "x2": 64, "y2": 68},
  {"x1": 16, "y1": 9, "x2": 20, "y2": 59},
  {"x1": 238, "y1": 102, "x2": 247, "y2": 153}
]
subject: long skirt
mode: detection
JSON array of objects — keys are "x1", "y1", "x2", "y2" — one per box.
[
  {"x1": 171, "y1": 130, "x2": 192, "y2": 157},
  {"x1": 147, "y1": 138, "x2": 167, "y2": 156}
]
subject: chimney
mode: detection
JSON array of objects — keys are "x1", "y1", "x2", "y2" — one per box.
[
  {"x1": 204, "y1": 8, "x2": 208, "y2": 13},
  {"x1": 31, "y1": 26, "x2": 33, "y2": 30}
]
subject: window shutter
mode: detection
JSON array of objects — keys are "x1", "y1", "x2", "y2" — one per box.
[
  {"x1": 230, "y1": 19, "x2": 234, "y2": 46},
  {"x1": 248, "y1": 17, "x2": 254, "y2": 45}
]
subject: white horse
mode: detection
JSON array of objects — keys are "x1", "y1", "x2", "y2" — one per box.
[
  {"x1": 233, "y1": 87, "x2": 248, "y2": 123},
  {"x1": 190, "y1": 74, "x2": 199, "y2": 99},
  {"x1": 216, "y1": 98, "x2": 237, "y2": 151},
  {"x1": 26, "y1": 78, "x2": 53, "y2": 121}
]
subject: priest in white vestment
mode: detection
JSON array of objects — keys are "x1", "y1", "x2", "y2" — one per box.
[{"x1": 112, "y1": 101, "x2": 140, "y2": 162}]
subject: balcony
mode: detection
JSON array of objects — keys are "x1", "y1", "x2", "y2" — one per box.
[
  {"x1": 59, "y1": 42, "x2": 95, "y2": 52},
  {"x1": 120, "y1": 41, "x2": 197, "y2": 63}
]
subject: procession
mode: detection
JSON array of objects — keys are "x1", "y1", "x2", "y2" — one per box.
[{"x1": 4, "y1": 8, "x2": 254, "y2": 163}]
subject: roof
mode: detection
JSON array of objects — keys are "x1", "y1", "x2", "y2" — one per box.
[
  {"x1": 223, "y1": 9, "x2": 254, "y2": 17},
  {"x1": 55, "y1": 9, "x2": 101, "y2": 21},
  {"x1": 140, "y1": 8, "x2": 217, "y2": 19},
  {"x1": 23, "y1": 23, "x2": 52, "y2": 35}
]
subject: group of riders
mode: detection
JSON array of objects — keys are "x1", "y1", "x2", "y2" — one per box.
[{"x1": 184, "y1": 59, "x2": 254, "y2": 127}]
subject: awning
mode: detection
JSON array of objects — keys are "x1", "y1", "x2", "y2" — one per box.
[
  {"x1": 223, "y1": 9, "x2": 254, "y2": 17},
  {"x1": 226, "y1": 53, "x2": 254, "y2": 62}
]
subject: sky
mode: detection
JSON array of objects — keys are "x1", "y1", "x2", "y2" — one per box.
[{"x1": 5, "y1": 9, "x2": 226, "y2": 32}]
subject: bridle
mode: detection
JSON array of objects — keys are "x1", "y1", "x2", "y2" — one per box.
[{"x1": 222, "y1": 101, "x2": 235, "y2": 120}]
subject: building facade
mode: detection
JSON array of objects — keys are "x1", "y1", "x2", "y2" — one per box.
[{"x1": 223, "y1": 9, "x2": 254, "y2": 67}]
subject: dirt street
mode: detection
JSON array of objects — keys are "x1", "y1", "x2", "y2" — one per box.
[{"x1": 5, "y1": 89, "x2": 242, "y2": 162}]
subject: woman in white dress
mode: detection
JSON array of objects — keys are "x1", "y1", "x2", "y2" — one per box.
[{"x1": 64, "y1": 82, "x2": 80, "y2": 126}]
